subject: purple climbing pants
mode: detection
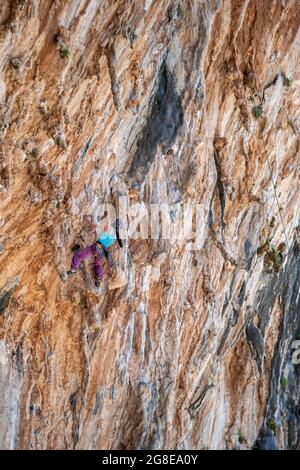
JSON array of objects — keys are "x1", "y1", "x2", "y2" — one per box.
[{"x1": 71, "y1": 243, "x2": 104, "y2": 279}]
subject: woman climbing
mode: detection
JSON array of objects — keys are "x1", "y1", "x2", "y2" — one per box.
[{"x1": 65, "y1": 219, "x2": 124, "y2": 287}]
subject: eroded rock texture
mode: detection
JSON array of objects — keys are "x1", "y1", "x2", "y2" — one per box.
[{"x1": 0, "y1": 0, "x2": 300, "y2": 450}]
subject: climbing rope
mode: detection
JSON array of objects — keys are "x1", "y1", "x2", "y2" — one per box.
[
  {"x1": 235, "y1": 151, "x2": 291, "y2": 277},
  {"x1": 265, "y1": 152, "x2": 290, "y2": 252}
]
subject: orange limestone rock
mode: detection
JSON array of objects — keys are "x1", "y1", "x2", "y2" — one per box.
[{"x1": 0, "y1": 0, "x2": 300, "y2": 450}]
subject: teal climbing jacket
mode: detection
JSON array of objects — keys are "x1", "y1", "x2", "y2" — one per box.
[{"x1": 97, "y1": 231, "x2": 116, "y2": 248}]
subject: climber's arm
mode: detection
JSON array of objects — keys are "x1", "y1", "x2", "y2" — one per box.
[
  {"x1": 116, "y1": 224, "x2": 124, "y2": 248},
  {"x1": 116, "y1": 234, "x2": 124, "y2": 248},
  {"x1": 106, "y1": 250, "x2": 114, "y2": 268},
  {"x1": 83, "y1": 215, "x2": 98, "y2": 230},
  {"x1": 93, "y1": 257, "x2": 103, "y2": 280}
]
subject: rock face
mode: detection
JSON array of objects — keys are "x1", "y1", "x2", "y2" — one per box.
[{"x1": 0, "y1": 0, "x2": 300, "y2": 450}]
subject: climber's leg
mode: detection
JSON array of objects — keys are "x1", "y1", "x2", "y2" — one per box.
[
  {"x1": 94, "y1": 257, "x2": 103, "y2": 287},
  {"x1": 62, "y1": 246, "x2": 93, "y2": 282},
  {"x1": 66, "y1": 268, "x2": 76, "y2": 276},
  {"x1": 102, "y1": 246, "x2": 114, "y2": 268},
  {"x1": 71, "y1": 246, "x2": 92, "y2": 270}
]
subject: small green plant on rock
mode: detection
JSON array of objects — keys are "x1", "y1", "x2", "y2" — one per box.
[
  {"x1": 53, "y1": 130, "x2": 66, "y2": 149},
  {"x1": 252, "y1": 105, "x2": 263, "y2": 119},
  {"x1": 280, "y1": 376, "x2": 288, "y2": 391},
  {"x1": 269, "y1": 243, "x2": 285, "y2": 272},
  {"x1": 267, "y1": 417, "x2": 278, "y2": 434},
  {"x1": 54, "y1": 135, "x2": 66, "y2": 149},
  {"x1": 281, "y1": 72, "x2": 292, "y2": 87},
  {"x1": 238, "y1": 430, "x2": 247, "y2": 445},
  {"x1": 257, "y1": 235, "x2": 273, "y2": 256},
  {"x1": 252, "y1": 440, "x2": 259, "y2": 450},
  {"x1": 177, "y1": 4, "x2": 183, "y2": 18},
  {"x1": 257, "y1": 235, "x2": 286, "y2": 274},
  {"x1": 269, "y1": 216, "x2": 276, "y2": 228},
  {"x1": 59, "y1": 45, "x2": 70, "y2": 59}
]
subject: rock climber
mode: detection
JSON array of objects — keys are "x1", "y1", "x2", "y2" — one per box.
[{"x1": 65, "y1": 219, "x2": 124, "y2": 287}]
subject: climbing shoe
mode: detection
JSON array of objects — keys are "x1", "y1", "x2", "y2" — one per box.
[
  {"x1": 61, "y1": 270, "x2": 76, "y2": 282},
  {"x1": 67, "y1": 269, "x2": 77, "y2": 277}
]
